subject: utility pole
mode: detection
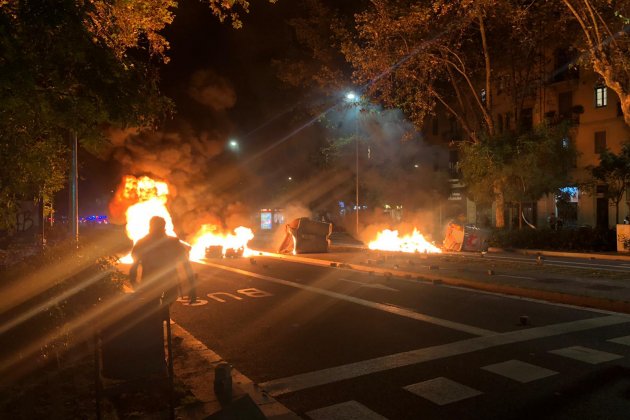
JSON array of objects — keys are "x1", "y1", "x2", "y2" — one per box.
[{"x1": 69, "y1": 130, "x2": 79, "y2": 245}]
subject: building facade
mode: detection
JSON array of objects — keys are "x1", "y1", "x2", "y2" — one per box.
[{"x1": 425, "y1": 60, "x2": 630, "y2": 230}]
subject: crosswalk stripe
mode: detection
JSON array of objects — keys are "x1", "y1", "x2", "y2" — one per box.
[
  {"x1": 404, "y1": 377, "x2": 482, "y2": 405},
  {"x1": 481, "y1": 360, "x2": 557, "y2": 383},
  {"x1": 260, "y1": 315, "x2": 630, "y2": 396},
  {"x1": 306, "y1": 400, "x2": 388, "y2": 420},
  {"x1": 607, "y1": 335, "x2": 630, "y2": 346},
  {"x1": 549, "y1": 346, "x2": 624, "y2": 364}
]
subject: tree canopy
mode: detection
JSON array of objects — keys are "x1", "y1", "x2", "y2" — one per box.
[
  {"x1": 0, "y1": 0, "x2": 272, "y2": 230},
  {"x1": 587, "y1": 141, "x2": 630, "y2": 224}
]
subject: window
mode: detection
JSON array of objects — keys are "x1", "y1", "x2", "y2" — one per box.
[
  {"x1": 481, "y1": 89, "x2": 486, "y2": 103},
  {"x1": 505, "y1": 113, "x2": 511, "y2": 131},
  {"x1": 594, "y1": 131, "x2": 607, "y2": 154},
  {"x1": 521, "y1": 108, "x2": 533, "y2": 131},
  {"x1": 497, "y1": 114, "x2": 503, "y2": 133},
  {"x1": 595, "y1": 85, "x2": 607, "y2": 108},
  {"x1": 559, "y1": 91, "x2": 573, "y2": 119}
]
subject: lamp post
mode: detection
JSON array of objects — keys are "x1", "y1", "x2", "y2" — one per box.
[{"x1": 346, "y1": 92, "x2": 360, "y2": 236}]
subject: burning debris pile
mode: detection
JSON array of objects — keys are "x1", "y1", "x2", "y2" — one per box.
[
  {"x1": 368, "y1": 228, "x2": 441, "y2": 254},
  {"x1": 110, "y1": 175, "x2": 254, "y2": 262}
]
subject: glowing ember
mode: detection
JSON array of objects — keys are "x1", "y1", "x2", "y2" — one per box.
[
  {"x1": 189, "y1": 224, "x2": 254, "y2": 261},
  {"x1": 368, "y1": 228, "x2": 442, "y2": 253}
]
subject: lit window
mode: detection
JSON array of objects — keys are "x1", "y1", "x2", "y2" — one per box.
[{"x1": 595, "y1": 85, "x2": 607, "y2": 108}]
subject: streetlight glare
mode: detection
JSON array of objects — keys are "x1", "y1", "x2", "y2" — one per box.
[
  {"x1": 229, "y1": 139, "x2": 238, "y2": 148},
  {"x1": 346, "y1": 92, "x2": 357, "y2": 101}
]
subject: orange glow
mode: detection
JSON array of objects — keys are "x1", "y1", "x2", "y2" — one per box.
[
  {"x1": 115, "y1": 175, "x2": 177, "y2": 263},
  {"x1": 112, "y1": 175, "x2": 255, "y2": 263},
  {"x1": 368, "y1": 228, "x2": 442, "y2": 254},
  {"x1": 189, "y1": 225, "x2": 254, "y2": 261}
]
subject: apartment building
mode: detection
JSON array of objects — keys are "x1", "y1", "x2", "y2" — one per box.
[{"x1": 424, "y1": 58, "x2": 630, "y2": 229}]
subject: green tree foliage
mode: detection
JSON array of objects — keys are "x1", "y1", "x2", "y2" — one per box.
[
  {"x1": 587, "y1": 142, "x2": 630, "y2": 224},
  {"x1": 458, "y1": 122, "x2": 578, "y2": 227}
]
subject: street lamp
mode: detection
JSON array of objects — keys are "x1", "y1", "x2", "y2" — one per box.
[
  {"x1": 228, "y1": 139, "x2": 239, "y2": 151},
  {"x1": 345, "y1": 91, "x2": 360, "y2": 236}
]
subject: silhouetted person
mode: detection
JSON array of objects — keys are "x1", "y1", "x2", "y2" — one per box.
[{"x1": 129, "y1": 216, "x2": 197, "y2": 314}]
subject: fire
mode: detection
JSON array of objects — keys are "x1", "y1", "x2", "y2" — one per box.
[
  {"x1": 112, "y1": 175, "x2": 255, "y2": 263},
  {"x1": 368, "y1": 228, "x2": 442, "y2": 254},
  {"x1": 189, "y1": 225, "x2": 255, "y2": 261},
  {"x1": 115, "y1": 175, "x2": 177, "y2": 263}
]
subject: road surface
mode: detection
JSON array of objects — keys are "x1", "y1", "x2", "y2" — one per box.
[{"x1": 171, "y1": 252, "x2": 630, "y2": 419}]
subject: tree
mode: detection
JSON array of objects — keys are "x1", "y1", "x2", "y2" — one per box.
[
  {"x1": 458, "y1": 123, "x2": 578, "y2": 228},
  {"x1": 341, "y1": 0, "x2": 572, "y2": 228},
  {"x1": 587, "y1": 142, "x2": 630, "y2": 224},
  {"x1": 0, "y1": 0, "x2": 273, "y2": 231},
  {"x1": 560, "y1": 0, "x2": 630, "y2": 126}
]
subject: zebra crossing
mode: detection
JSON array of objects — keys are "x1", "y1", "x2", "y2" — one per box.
[{"x1": 303, "y1": 335, "x2": 630, "y2": 419}]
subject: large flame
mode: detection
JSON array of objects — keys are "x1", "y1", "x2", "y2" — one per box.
[
  {"x1": 116, "y1": 176, "x2": 177, "y2": 263},
  {"x1": 368, "y1": 228, "x2": 442, "y2": 254},
  {"x1": 189, "y1": 224, "x2": 255, "y2": 261},
  {"x1": 113, "y1": 175, "x2": 254, "y2": 263}
]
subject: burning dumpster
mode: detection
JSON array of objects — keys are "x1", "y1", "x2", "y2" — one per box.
[
  {"x1": 443, "y1": 223, "x2": 489, "y2": 252},
  {"x1": 278, "y1": 217, "x2": 332, "y2": 254}
]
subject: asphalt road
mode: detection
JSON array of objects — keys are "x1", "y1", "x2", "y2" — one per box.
[{"x1": 171, "y1": 254, "x2": 630, "y2": 419}]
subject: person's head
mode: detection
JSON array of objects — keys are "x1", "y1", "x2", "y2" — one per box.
[{"x1": 149, "y1": 216, "x2": 167, "y2": 235}]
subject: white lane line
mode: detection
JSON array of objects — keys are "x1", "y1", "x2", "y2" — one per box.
[
  {"x1": 481, "y1": 360, "x2": 557, "y2": 383},
  {"x1": 404, "y1": 377, "x2": 482, "y2": 405},
  {"x1": 484, "y1": 255, "x2": 630, "y2": 273},
  {"x1": 306, "y1": 400, "x2": 388, "y2": 420},
  {"x1": 338, "y1": 278, "x2": 399, "y2": 292},
  {"x1": 549, "y1": 346, "x2": 624, "y2": 364},
  {"x1": 259, "y1": 315, "x2": 630, "y2": 396},
  {"x1": 496, "y1": 274, "x2": 535, "y2": 280},
  {"x1": 201, "y1": 261, "x2": 496, "y2": 337},
  {"x1": 608, "y1": 335, "x2": 630, "y2": 346}
]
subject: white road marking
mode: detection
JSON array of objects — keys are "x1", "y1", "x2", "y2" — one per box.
[
  {"x1": 169, "y1": 322, "x2": 300, "y2": 419},
  {"x1": 306, "y1": 400, "x2": 388, "y2": 420},
  {"x1": 496, "y1": 274, "x2": 535, "y2": 280},
  {"x1": 549, "y1": 346, "x2": 624, "y2": 364},
  {"x1": 259, "y1": 315, "x2": 630, "y2": 396},
  {"x1": 339, "y1": 277, "x2": 399, "y2": 292},
  {"x1": 481, "y1": 360, "x2": 557, "y2": 383},
  {"x1": 608, "y1": 335, "x2": 630, "y2": 346},
  {"x1": 484, "y1": 255, "x2": 630, "y2": 273},
  {"x1": 200, "y1": 261, "x2": 496, "y2": 337},
  {"x1": 404, "y1": 377, "x2": 482, "y2": 405}
]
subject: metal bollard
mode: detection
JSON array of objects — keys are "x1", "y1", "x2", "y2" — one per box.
[{"x1": 214, "y1": 362, "x2": 233, "y2": 404}]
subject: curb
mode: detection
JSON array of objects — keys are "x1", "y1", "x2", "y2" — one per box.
[
  {"x1": 259, "y1": 251, "x2": 630, "y2": 315},
  {"x1": 171, "y1": 322, "x2": 300, "y2": 419},
  {"x1": 487, "y1": 247, "x2": 630, "y2": 262}
]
